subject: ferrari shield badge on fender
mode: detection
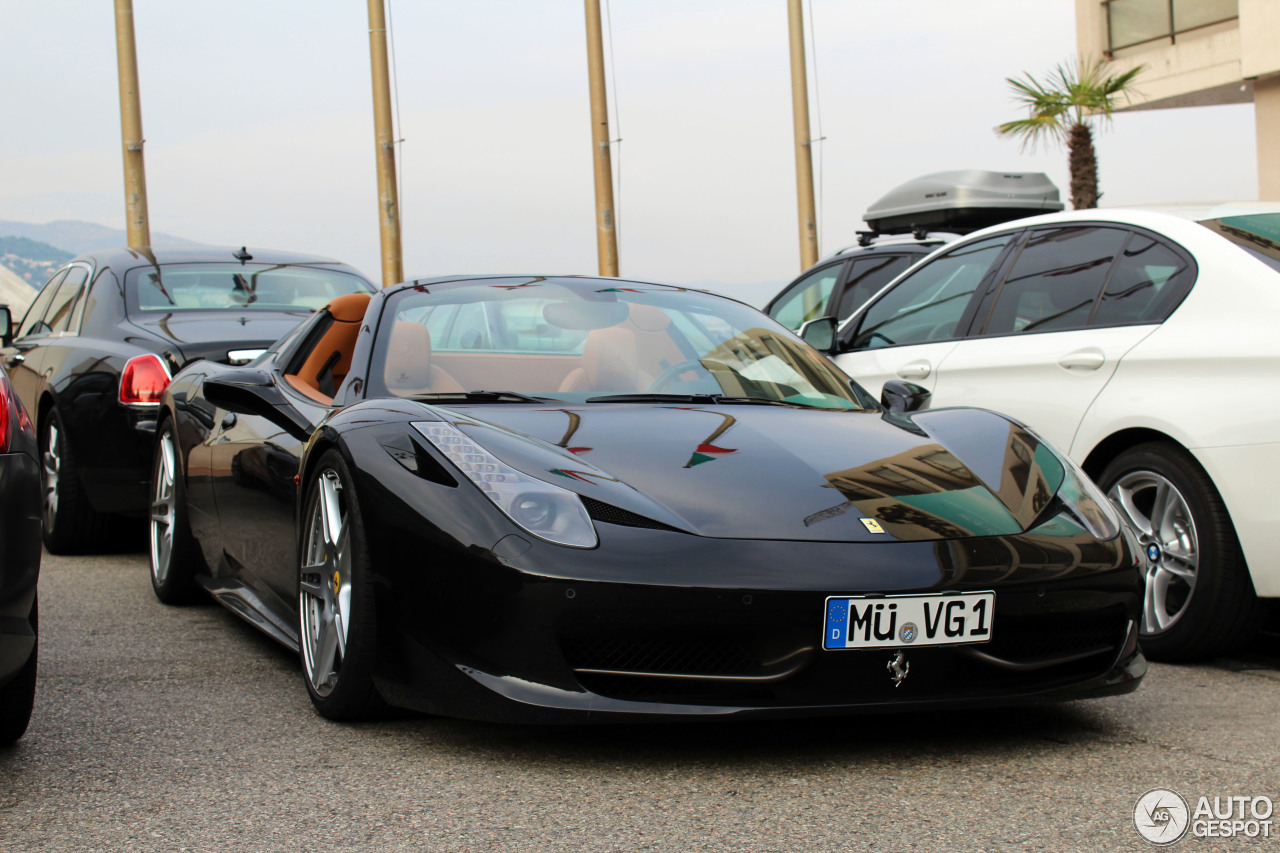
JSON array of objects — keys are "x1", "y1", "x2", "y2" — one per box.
[{"x1": 860, "y1": 518, "x2": 885, "y2": 533}]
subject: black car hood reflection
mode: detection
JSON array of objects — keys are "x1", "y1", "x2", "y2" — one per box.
[
  {"x1": 433, "y1": 403, "x2": 1065, "y2": 543},
  {"x1": 125, "y1": 310, "x2": 312, "y2": 362}
]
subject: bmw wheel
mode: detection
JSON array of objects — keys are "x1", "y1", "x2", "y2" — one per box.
[
  {"x1": 149, "y1": 421, "x2": 205, "y2": 604},
  {"x1": 1100, "y1": 442, "x2": 1263, "y2": 661},
  {"x1": 298, "y1": 450, "x2": 385, "y2": 720},
  {"x1": 40, "y1": 408, "x2": 109, "y2": 554}
]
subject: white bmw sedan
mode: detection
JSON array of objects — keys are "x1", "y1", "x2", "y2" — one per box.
[{"x1": 821, "y1": 205, "x2": 1280, "y2": 660}]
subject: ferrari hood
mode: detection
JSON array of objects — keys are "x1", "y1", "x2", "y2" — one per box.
[
  {"x1": 126, "y1": 311, "x2": 312, "y2": 365},
  {"x1": 438, "y1": 403, "x2": 1067, "y2": 543}
]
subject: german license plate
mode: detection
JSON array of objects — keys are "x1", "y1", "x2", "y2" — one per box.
[{"x1": 822, "y1": 592, "x2": 994, "y2": 650}]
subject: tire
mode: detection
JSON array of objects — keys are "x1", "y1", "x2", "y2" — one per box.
[
  {"x1": 149, "y1": 421, "x2": 205, "y2": 605},
  {"x1": 297, "y1": 450, "x2": 386, "y2": 720},
  {"x1": 1100, "y1": 442, "x2": 1264, "y2": 661},
  {"x1": 0, "y1": 599, "x2": 37, "y2": 747},
  {"x1": 40, "y1": 407, "x2": 112, "y2": 554}
]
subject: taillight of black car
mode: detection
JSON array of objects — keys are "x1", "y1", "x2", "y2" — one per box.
[
  {"x1": 0, "y1": 369, "x2": 32, "y2": 453},
  {"x1": 119, "y1": 354, "x2": 172, "y2": 406}
]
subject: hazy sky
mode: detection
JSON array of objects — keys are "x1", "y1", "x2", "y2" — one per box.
[{"x1": 0, "y1": 1, "x2": 1258, "y2": 304}]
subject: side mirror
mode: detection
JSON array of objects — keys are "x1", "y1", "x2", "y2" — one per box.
[
  {"x1": 0, "y1": 305, "x2": 11, "y2": 348},
  {"x1": 203, "y1": 369, "x2": 313, "y2": 440},
  {"x1": 880, "y1": 379, "x2": 931, "y2": 414},
  {"x1": 797, "y1": 316, "x2": 837, "y2": 352}
]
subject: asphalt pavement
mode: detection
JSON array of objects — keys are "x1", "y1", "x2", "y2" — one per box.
[{"x1": 2, "y1": 548, "x2": 1278, "y2": 852}]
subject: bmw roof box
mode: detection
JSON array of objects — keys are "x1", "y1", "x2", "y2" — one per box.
[{"x1": 864, "y1": 170, "x2": 1064, "y2": 235}]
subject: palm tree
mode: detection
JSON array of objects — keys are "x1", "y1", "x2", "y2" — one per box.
[{"x1": 997, "y1": 60, "x2": 1143, "y2": 210}]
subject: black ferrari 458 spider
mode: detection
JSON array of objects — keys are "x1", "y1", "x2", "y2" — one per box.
[{"x1": 151, "y1": 275, "x2": 1146, "y2": 722}]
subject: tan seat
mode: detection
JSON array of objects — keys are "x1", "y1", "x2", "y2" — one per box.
[
  {"x1": 558, "y1": 304, "x2": 688, "y2": 393},
  {"x1": 284, "y1": 292, "x2": 372, "y2": 404},
  {"x1": 383, "y1": 321, "x2": 465, "y2": 395}
]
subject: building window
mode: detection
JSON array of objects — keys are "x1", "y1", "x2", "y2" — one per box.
[{"x1": 1105, "y1": 0, "x2": 1238, "y2": 52}]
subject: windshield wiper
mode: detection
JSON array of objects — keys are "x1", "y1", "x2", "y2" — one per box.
[
  {"x1": 410, "y1": 390, "x2": 554, "y2": 404},
  {"x1": 585, "y1": 393, "x2": 844, "y2": 409}
]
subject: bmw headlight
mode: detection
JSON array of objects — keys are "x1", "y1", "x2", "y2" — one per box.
[
  {"x1": 413, "y1": 421, "x2": 598, "y2": 549},
  {"x1": 1054, "y1": 455, "x2": 1122, "y2": 541}
]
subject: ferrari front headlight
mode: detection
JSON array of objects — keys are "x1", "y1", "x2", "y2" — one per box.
[{"x1": 412, "y1": 421, "x2": 598, "y2": 549}]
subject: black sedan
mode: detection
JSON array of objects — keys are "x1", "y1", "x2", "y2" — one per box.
[
  {"x1": 0, "y1": 360, "x2": 43, "y2": 745},
  {"x1": 151, "y1": 275, "x2": 1146, "y2": 723},
  {"x1": 0, "y1": 247, "x2": 374, "y2": 553}
]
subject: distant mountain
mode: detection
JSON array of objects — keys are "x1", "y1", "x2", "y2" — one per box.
[
  {"x1": 0, "y1": 220, "x2": 205, "y2": 255},
  {"x1": 0, "y1": 236, "x2": 72, "y2": 264}
]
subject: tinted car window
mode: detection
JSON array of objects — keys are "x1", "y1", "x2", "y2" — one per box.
[
  {"x1": 981, "y1": 227, "x2": 1127, "y2": 336},
  {"x1": 851, "y1": 236, "x2": 1011, "y2": 349},
  {"x1": 835, "y1": 254, "x2": 917, "y2": 321},
  {"x1": 1092, "y1": 233, "x2": 1194, "y2": 326},
  {"x1": 769, "y1": 263, "x2": 844, "y2": 330},
  {"x1": 17, "y1": 269, "x2": 67, "y2": 338},
  {"x1": 45, "y1": 266, "x2": 89, "y2": 333}
]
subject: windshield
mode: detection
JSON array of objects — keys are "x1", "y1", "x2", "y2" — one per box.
[
  {"x1": 369, "y1": 278, "x2": 867, "y2": 410},
  {"x1": 125, "y1": 263, "x2": 374, "y2": 314}
]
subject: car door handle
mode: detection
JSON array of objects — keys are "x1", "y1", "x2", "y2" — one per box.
[
  {"x1": 1058, "y1": 349, "x2": 1105, "y2": 371},
  {"x1": 4, "y1": 353, "x2": 23, "y2": 368},
  {"x1": 896, "y1": 360, "x2": 931, "y2": 380}
]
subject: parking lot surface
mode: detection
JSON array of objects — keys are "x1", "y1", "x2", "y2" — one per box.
[{"x1": 2, "y1": 550, "x2": 1278, "y2": 852}]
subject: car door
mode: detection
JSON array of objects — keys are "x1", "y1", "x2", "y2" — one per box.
[
  {"x1": 833, "y1": 234, "x2": 1016, "y2": 396},
  {"x1": 1, "y1": 268, "x2": 67, "y2": 409},
  {"x1": 925, "y1": 225, "x2": 1175, "y2": 454},
  {"x1": 206, "y1": 310, "x2": 340, "y2": 615}
]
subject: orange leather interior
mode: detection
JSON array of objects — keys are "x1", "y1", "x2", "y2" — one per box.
[{"x1": 284, "y1": 292, "x2": 372, "y2": 404}]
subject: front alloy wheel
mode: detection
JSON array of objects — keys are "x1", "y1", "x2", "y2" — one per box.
[
  {"x1": 300, "y1": 468, "x2": 353, "y2": 699},
  {"x1": 298, "y1": 452, "x2": 384, "y2": 720}
]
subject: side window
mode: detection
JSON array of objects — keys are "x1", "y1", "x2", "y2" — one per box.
[
  {"x1": 1091, "y1": 233, "x2": 1194, "y2": 326},
  {"x1": 981, "y1": 227, "x2": 1127, "y2": 336},
  {"x1": 851, "y1": 236, "x2": 1011, "y2": 349},
  {"x1": 45, "y1": 267, "x2": 90, "y2": 333},
  {"x1": 768, "y1": 263, "x2": 845, "y2": 330},
  {"x1": 439, "y1": 302, "x2": 494, "y2": 350},
  {"x1": 16, "y1": 270, "x2": 68, "y2": 339},
  {"x1": 835, "y1": 254, "x2": 917, "y2": 321}
]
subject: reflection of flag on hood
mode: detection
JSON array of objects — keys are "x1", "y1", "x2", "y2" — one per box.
[
  {"x1": 683, "y1": 411, "x2": 739, "y2": 468},
  {"x1": 686, "y1": 443, "x2": 736, "y2": 468}
]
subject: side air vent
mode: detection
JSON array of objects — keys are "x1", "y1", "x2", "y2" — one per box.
[{"x1": 580, "y1": 497, "x2": 684, "y2": 533}]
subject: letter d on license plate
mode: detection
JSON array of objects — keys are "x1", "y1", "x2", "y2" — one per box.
[{"x1": 823, "y1": 592, "x2": 995, "y2": 650}]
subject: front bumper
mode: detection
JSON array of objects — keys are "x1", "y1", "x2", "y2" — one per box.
[
  {"x1": 364, "y1": 508, "x2": 1147, "y2": 724},
  {"x1": 0, "y1": 451, "x2": 42, "y2": 683}
]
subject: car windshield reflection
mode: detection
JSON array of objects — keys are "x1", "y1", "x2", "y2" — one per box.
[{"x1": 370, "y1": 279, "x2": 866, "y2": 410}]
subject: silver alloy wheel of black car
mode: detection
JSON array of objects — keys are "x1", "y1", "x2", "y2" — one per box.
[
  {"x1": 150, "y1": 430, "x2": 177, "y2": 587},
  {"x1": 41, "y1": 419, "x2": 61, "y2": 529},
  {"x1": 300, "y1": 467, "x2": 353, "y2": 699},
  {"x1": 1107, "y1": 469, "x2": 1198, "y2": 634}
]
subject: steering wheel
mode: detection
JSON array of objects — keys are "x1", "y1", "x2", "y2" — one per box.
[{"x1": 646, "y1": 359, "x2": 715, "y2": 393}]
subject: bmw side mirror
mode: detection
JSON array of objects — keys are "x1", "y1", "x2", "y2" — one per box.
[
  {"x1": 880, "y1": 380, "x2": 931, "y2": 413},
  {"x1": 798, "y1": 316, "x2": 837, "y2": 352},
  {"x1": 203, "y1": 369, "x2": 312, "y2": 440},
  {"x1": 0, "y1": 305, "x2": 11, "y2": 348}
]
